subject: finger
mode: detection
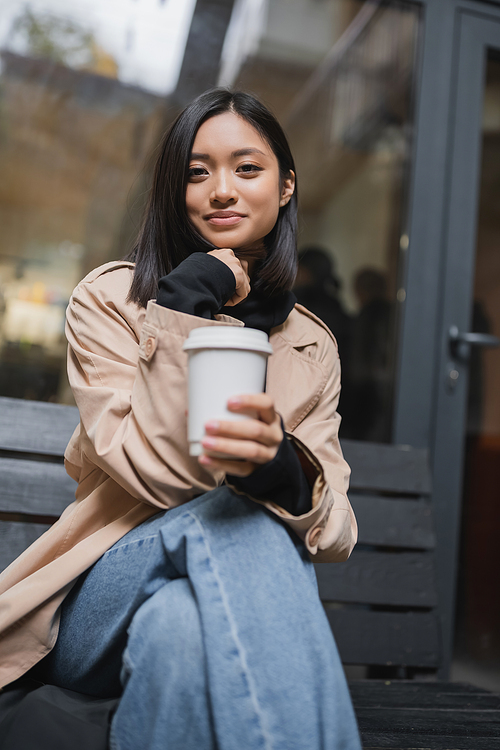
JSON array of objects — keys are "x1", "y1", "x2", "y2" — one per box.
[
  {"x1": 204, "y1": 418, "x2": 280, "y2": 447},
  {"x1": 227, "y1": 394, "x2": 278, "y2": 425},
  {"x1": 198, "y1": 454, "x2": 255, "y2": 477},
  {"x1": 201, "y1": 435, "x2": 277, "y2": 464},
  {"x1": 225, "y1": 286, "x2": 250, "y2": 306},
  {"x1": 224, "y1": 293, "x2": 245, "y2": 307},
  {"x1": 225, "y1": 271, "x2": 250, "y2": 306},
  {"x1": 234, "y1": 281, "x2": 250, "y2": 300},
  {"x1": 237, "y1": 270, "x2": 251, "y2": 290}
]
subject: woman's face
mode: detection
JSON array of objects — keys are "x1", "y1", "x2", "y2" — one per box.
[{"x1": 186, "y1": 112, "x2": 295, "y2": 251}]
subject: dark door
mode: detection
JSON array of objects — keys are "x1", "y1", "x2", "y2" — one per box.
[{"x1": 432, "y1": 10, "x2": 500, "y2": 675}]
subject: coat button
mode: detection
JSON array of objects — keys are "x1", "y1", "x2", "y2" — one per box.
[
  {"x1": 309, "y1": 527, "x2": 321, "y2": 547},
  {"x1": 145, "y1": 337, "x2": 155, "y2": 356}
]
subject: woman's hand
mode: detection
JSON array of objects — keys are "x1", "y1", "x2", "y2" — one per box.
[
  {"x1": 198, "y1": 394, "x2": 283, "y2": 476},
  {"x1": 207, "y1": 248, "x2": 250, "y2": 306}
]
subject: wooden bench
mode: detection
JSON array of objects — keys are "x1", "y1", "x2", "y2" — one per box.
[
  {"x1": 316, "y1": 439, "x2": 439, "y2": 678},
  {"x1": 316, "y1": 438, "x2": 500, "y2": 749},
  {"x1": 0, "y1": 397, "x2": 79, "y2": 572},
  {"x1": 1, "y1": 396, "x2": 499, "y2": 749}
]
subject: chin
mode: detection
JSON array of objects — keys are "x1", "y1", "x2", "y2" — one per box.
[{"x1": 209, "y1": 232, "x2": 255, "y2": 249}]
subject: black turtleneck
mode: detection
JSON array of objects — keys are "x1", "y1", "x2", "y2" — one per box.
[
  {"x1": 156, "y1": 253, "x2": 312, "y2": 517},
  {"x1": 157, "y1": 253, "x2": 296, "y2": 333}
]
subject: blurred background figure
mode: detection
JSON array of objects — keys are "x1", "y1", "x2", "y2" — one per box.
[
  {"x1": 344, "y1": 267, "x2": 394, "y2": 442},
  {"x1": 294, "y1": 246, "x2": 352, "y2": 363}
]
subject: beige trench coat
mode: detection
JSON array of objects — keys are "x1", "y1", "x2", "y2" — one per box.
[{"x1": 0, "y1": 261, "x2": 357, "y2": 689}]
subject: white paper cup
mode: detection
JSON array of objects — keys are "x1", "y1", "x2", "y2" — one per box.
[{"x1": 183, "y1": 326, "x2": 273, "y2": 456}]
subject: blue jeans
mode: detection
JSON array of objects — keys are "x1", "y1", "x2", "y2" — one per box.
[{"x1": 39, "y1": 487, "x2": 361, "y2": 750}]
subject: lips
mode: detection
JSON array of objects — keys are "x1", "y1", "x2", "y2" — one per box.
[{"x1": 205, "y1": 211, "x2": 246, "y2": 226}]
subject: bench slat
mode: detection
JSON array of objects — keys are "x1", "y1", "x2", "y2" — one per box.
[
  {"x1": 349, "y1": 681, "x2": 500, "y2": 709},
  {"x1": 0, "y1": 397, "x2": 79, "y2": 456},
  {"x1": 349, "y1": 679, "x2": 491, "y2": 697},
  {"x1": 352, "y1": 494, "x2": 435, "y2": 549},
  {"x1": 327, "y1": 609, "x2": 440, "y2": 667},
  {"x1": 0, "y1": 521, "x2": 51, "y2": 571},
  {"x1": 351, "y1": 682, "x2": 500, "y2": 750},
  {"x1": 360, "y1": 730, "x2": 500, "y2": 750},
  {"x1": 342, "y1": 440, "x2": 431, "y2": 495},
  {"x1": 316, "y1": 550, "x2": 438, "y2": 607},
  {"x1": 0, "y1": 458, "x2": 76, "y2": 516},
  {"x1": 357, "y1": 706, "x2": 500, "y2": 746}
]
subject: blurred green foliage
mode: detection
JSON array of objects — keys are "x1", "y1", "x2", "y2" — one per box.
[{"x1": 10, "y1": 8, "x2": 96, "y2": 67}]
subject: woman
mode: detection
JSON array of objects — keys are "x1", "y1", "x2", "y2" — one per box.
[{"x1": 0, "y1": 89, "x2": 360, "y2": 749}]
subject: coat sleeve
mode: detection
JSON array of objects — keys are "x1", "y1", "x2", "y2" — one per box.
[
  {"x1": 65, "y1": 267, "x2": 234, "y2": 509},
  {"x1": 256, "y1": 324, "x2": 358, "y2": 563}
]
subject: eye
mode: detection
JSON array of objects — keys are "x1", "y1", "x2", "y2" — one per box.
[
  {"x1": 236, "y1": 163, "x2": 263, "y2": 174},
  {"x1": 188, "y1": 166, "x2": 208, "y2": 179}
]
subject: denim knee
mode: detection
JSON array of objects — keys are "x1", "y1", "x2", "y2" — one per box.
[
  {"x1": 121, "y1": 577, "x2": 204, "y2": 686},
  {"x1": 112, "y1": 579, "x2": 216, "y2": 750}
]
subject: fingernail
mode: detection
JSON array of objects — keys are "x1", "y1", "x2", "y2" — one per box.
[
  {"x1": 228, "y1": 397, "x2": 241, "y2": 407},
  {"x1": 202, "y1": 436, "x2": 216, "y2": 448},
  {"x1": 205, "y1": 420, "x2": 219, "y2": 432},
  {"x1": 199, "y1": 455, "x2": 212, "y2": 465}
]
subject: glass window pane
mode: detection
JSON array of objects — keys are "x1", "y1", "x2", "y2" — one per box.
[
  {"x1": 457, "y1": 51, "x2": 500, "y2": 669},
  {"x1": 0, "y1": 0, "x2": 196, "y2": 403},
  {"x1": 0, "y1": 0, "x2": 422, "y2": 425},
  {"x1": 224, "y1": 0, "x2": 422, "y2": 442}
]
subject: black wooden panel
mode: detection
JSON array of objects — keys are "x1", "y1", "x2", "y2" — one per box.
[
  {"x1": 326, "y1": 609, "x2": 440, "y2": 667},
  {"x1": 349, "y1": 680, "x2": 499, "y2": 709},
  {"x1": 357, "y1": 706, "x2": 500, "y2": 750},
  {"x1": 0, "y1": 397, "x2": 79, "y2": 456},
  {"x1": 316, "y1": 550, "x2": 438, "y2": 607},
  {"x1": 0, "y1": 458, "x2": 76, "y2": 515},
  {"x1": 0, "y1": 521, "x2": 51, "y2": 572},
  {"x1": 357, "y1": 689, "x2": 500, "y2": 709},
  {"x1": 362, "y1": 737, "x2": 500, "y2": 750},
  {"x1": 351, "y1": 494, "x2": 435, "y2": 549},
  {"x1": 363, "y1": 738, "x2": 499, "y2": 750},
  {"x1": 342, "y1": 440, "x2": 431, "y2": 495}
]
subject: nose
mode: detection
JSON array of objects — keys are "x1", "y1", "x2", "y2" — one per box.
[{"x1": 210, "y1": 169, "x2": 237, "y2": 204}]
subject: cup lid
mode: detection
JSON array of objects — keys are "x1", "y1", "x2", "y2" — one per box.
[{"x1": 183, "y1": 326, "x2": 273, "y2": 354}]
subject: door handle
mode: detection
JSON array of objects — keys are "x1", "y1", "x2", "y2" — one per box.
[{"x1": 449, "y1": 325, "x2": 500, "y2": 359}]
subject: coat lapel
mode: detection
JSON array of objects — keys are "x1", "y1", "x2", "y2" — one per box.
[{"x1": 266, "y1": 310, "x2": 328, "y2": 432}]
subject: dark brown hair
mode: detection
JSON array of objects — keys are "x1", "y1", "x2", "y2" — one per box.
[{"x1": 126, "y1": 88, "x2": 298, "y2": 308}]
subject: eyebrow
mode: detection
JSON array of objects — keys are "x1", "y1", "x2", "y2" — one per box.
[{"x1": 190, "y1": 147, "x2": 267, "y2": 160}]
